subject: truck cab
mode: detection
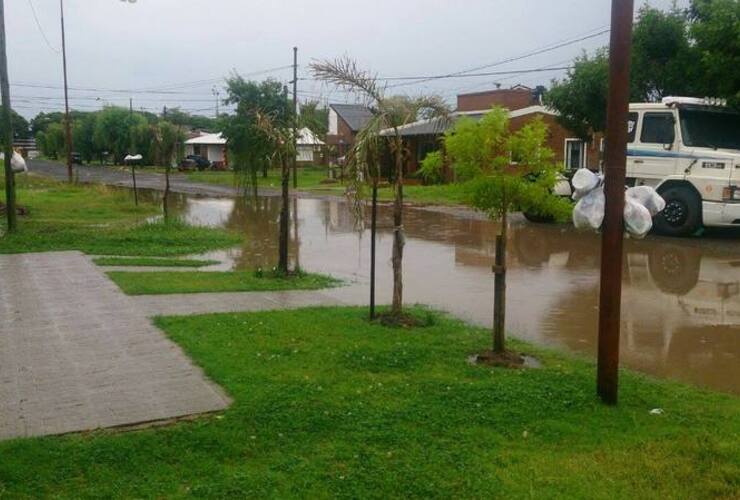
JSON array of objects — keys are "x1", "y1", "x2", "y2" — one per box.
[{"x1": 625, "y1": 97, "x2": 740, "y2": 236}]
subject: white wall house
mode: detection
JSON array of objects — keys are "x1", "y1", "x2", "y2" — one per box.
[
  {"x1": 184, "y1": 133, "x2": 227, "y2": 167},
  {"x1": 296, "y1": 127, "x2": 324, "y2": 164}
]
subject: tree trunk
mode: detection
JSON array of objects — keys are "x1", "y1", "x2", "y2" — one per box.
[
  {"x1": 493, "y1": 209, "x2": 508, "y2": 353},
  {"x1": 278, "y1": 153, "x2": 290, "y2": 274},
  {"x1": 163, "y1": 165, "x2": 171, "y2": 221},
  {"x1": 391, "y1": 135, "x2": 405, "y2": 316}
]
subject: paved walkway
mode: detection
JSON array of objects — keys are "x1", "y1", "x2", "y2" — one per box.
[{"x1": 0, "y1": 252, "x2": 231, "y2": 440}]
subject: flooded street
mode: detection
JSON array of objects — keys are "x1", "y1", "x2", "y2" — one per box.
[{"x1": 162, "y1": 191, "x2": 740, "y2": 395}]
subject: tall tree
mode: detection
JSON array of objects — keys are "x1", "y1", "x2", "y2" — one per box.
[
  {"x1": 311, "y1": 57, "x2": 449, "y2": 319},
  {"x1": 222, "y1": 77, "x2": 292, "y2": 194},
  {"x1": 298, "y1": 100, "x2": 329, "y2": 137},
  {"x1": 439, "y1": 107, "x2": 570, "y2": 357},
  {"x1": 153, "y1": 121, "x2": 185, "y2": 221},
  {"x1": 0, "y1": 107, "x2": 29, "y2": 141}
]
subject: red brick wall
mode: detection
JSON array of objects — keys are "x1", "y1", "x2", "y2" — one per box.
[
  {"x1": 325, "y1": 116, "x2": 356, "y2": 158},
  {"x1": 457, "y1": 89, "x2": 536, "y2": 112}
]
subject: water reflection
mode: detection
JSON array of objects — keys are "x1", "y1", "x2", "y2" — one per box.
[{"x1": 161, "y1": 191, "x2": 739, "y2": 394}]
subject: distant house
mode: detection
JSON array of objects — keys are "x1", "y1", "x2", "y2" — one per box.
[
  {"x1": 325, "y1": 104, "x2": 373, "y2": 161},
  {"x1": 296, "y1": 127, "x2": 324, "y2": 164},
  {"x1": 184, "y1": 132, "x2": 227, "y2": 168},
  {"x1": 381, "y1": 85, "x2": 600, "y2": 179}
]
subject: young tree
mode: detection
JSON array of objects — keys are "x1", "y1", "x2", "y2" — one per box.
[
  {"x1": 311, "y1": 57, "x2": 449, "y2": 319},
  {"x1": 38, "y1": 122, "x2": 66, "y2": 159},
  {"x1": 93, "y1": 107, "x2": 133, "y2": 164},
  {"x1": 298, "y1": 100, "x2": 329, "y2": 138},
  {"x1": 152, "y1": 121, "x2": 184, "y2": 221},
  {"x1": 222, "y1": 77, "x2": 292, "y2": 193},
  {"x1": 439, "y1": 107, "x2": 570, "y2": 358}
]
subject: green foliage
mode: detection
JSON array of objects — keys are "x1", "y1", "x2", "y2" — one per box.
[
  {"x1": 690, "y1": 0, "x2": 740, "y2": 106},
  {"x1": 0, "y1": 107, "x2": 30, "y2": 143},
  {"x1": 418, "y1": 150, "x2": 445, "y2": 184},
  {"x1": 221, "y1": 77, "x2": 293, "y2": 195},
  {"x1": 544, "y1": 50, "x2": 609, "y2": 139},
  {"x1": 0, "y1": 306, "x2": 737, "y2": 498},
  {"x1": 93, "y1": 107, "x2": 136, "y2": 164},
  {"x1": 36, "y1": 122, "x2": 66, "y2": 159},
  {"x1": 444, "y1": 107, "x2": 571, "y2": 222},
  {"x1": 299, "y1": 100, "x2": 329, "y2": 137},
  {"x1": 164, "y1": 107, "x2": 218, "y2": 131}
]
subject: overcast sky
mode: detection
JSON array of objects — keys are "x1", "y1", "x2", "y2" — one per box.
[{"x1": 7, "y1": 0, "x2": 687, "y2": 119}]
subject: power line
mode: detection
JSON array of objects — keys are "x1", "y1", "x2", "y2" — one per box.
[{"x1": 27, "y1": 0, "x2": 60, "y2": 54}]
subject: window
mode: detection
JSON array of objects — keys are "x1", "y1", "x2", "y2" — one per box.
[
  {"x1": 640, "y1": 113, "x2": 675, "y2": 144},
  {"x1": 627, "y1": 112, "x2": 638, "y2": 143},
  {"x1": 565, "y1": 139, "x2": 586, "y2": 170}
]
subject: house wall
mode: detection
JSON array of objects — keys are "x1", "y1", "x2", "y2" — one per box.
[
  {"x1": 403, "y1": 112, "x2": 600, "y2": 179},
  {"x1": 325, "y1": 115, "x2": 356, "y2": 159},
  {"x1": 207, "y1": 145, "x2": 225, "y2": 163},
  {"x1": 328, "y1": 109, "x2": 339, "y2": 136},
  {"x1": 457, "y1": 89, "x2": 536, "y2": 112},
  {"x1": 297, "y1": 145, "x2": 314, "y2": 163}
]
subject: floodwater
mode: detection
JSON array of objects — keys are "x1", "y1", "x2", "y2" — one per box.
[{"x1": 157, "y1": 191, "x2": 739, "y2": 395}]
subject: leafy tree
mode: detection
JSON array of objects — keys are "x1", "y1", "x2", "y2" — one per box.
[
  {"x1": 312, "y1": 57, "x2": 449, "y2": 319},
  {"x1": 37, "y1": 122, "x2": 66, "y2": 159},
  {"x1": 222, "y1": 77, "x2": 292, "y2": 195},
  {"x1": 163, "y1": 107, "x2": 217, "y2": 131},
  {"x1": 298, "y1": 100, "x2": 329, "y2": 137},
  {"x1": 544, "y1": 50, "x2": 609, "y2": 140},
  {"x1": 93, "y1": 107, "x2": 134, "y2": 164},
  {"x1": 690, "y1": 0, "x2": 740, "y2": 105},
  {"x1": 0, "y1": 107, "x2": 30, "y2": 142},
  {"x1": 441, "y1": 107, "x2": 570, "y2": 356}
]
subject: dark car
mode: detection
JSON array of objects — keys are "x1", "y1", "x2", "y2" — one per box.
[
  {"x1": 71, "y1": 152, "x2": 83, "y2": 165},
  {"x1": 185, "y1": 155, "x2": 211, "y2": 171}
]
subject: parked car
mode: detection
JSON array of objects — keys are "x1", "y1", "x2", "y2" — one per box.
[
  {"x1": 71, "y1": 152, "x2": 82, "y2": 165},
  {"x1": 178, "y1": 155, "x2": 211, "y2": 171}
]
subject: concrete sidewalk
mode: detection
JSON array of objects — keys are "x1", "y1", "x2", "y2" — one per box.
[{"x1": 0, "y1": 252, "x2": 231, "y2": 440}]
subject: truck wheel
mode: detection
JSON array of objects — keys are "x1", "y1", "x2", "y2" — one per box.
[{"x1": 654, "y1": 186, "x2": 702, "y2": 237}]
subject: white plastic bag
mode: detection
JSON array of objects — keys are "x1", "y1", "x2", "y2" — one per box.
[
  {"x1": 624, "y1": 197, "x2": 653, "y2": 238},
  {"x1": 571, "y1": 169, "x2": 601, "y2": 200},
  {"x1": 626, "y1": 185, "x2": 665, "y2": 216},
  {"x1": 0, "y1": 151, "x2": 28, "y2": 174},
  {"x1": 573, "y1": 185, "x2": 605, "y2": 231}
]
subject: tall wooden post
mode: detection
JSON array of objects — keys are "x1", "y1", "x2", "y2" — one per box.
[
  {"x1": 60, "y1": 0, "x2": 73, "y2": 183},
  {"x1": 0, "y1": 0, "x2": 16, "y2": 232},
  {"x1": 597, "y1": 0, "x2": 635, "y2": 405},
  {"x1": 369, "y1": 179, "x2": 378, "y2": 320},
  {"x1": 292, "y1": 47, "x2": 298, "y2": 189}
]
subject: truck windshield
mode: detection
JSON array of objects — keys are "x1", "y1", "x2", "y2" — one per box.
[{"x1": 679, "y1": 108, "x2": 740, "y2": 150}]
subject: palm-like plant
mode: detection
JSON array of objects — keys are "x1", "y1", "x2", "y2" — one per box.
[{"x1": 311, "y1": 57, "x2": 450, "y2": 319}]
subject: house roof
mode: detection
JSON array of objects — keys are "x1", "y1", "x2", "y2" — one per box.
[
  {"x1": 330, "y1": 104, "x2": 373, "y2": 132},
  {"x1": 379, "y1": 105, "x2": 558, "y2": 137},
  {"x1": 297, "y1": 127, "x2": 324, "y2": 146},
  {"x1": 185, "y1": 132, "x2": 226, "y2": 145}
]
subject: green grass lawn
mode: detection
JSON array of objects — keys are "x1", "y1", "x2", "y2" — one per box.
[
  {"x1": 107, "y1": 270, "x2": 342, "y2": 295},
  {"x1": 0, "y1": 175, "x2": 241, "y2": 256},
  {"x1": 0, "y1": 307, "x2": 737, "y2": 498},
  {"x1": 93, "y1": 256, "x2": 220, "y2": 267},
  {"x1": 185, "y1": 168, "x2": 468, "y2": 206}
]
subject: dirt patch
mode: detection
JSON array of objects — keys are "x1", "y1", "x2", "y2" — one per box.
[
  {"x1": 375, "y1": 310, "x2": 434, "y2": 328},
  {"x1": 471, "y1": 350, "x2": 539, "y2": 369},
  {"x1": 0, "y1": 202, "x2": 29, "y2": 216}
]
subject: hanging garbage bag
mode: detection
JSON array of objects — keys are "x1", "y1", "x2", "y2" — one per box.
[
  {"x1": 571, "y1": 168, "x2": 601, "y2": 201},
  {"x1": 573, "y1": 185, "x2": 605, "y2": 231},
  {"x1": 1, "y1": 150, "x2": 28, "y2": 174},
  {"x1": 624, "y1": 197, "x2": 653, "y2": 238},
  {"x1": 626, "y1": 185, "x2": 665, "y2": 216}
]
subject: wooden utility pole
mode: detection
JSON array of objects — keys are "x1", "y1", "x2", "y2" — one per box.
[
  {"x1": 60, "y1": 0, "x2": 73, "y2": 183},
  {"x1": 0, "y1": 0, "x2": 16, "y2": 232},
  {"x1": 292, "y1": 46, "x2": 298, "y2": 189},
  {"x1": 597, "y1": 0, "x2": 635, "y2": 405}
]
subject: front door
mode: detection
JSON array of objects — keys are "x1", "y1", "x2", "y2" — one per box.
[{"x1": 633, "y1": 112, "x2": 678, "y2": 179}]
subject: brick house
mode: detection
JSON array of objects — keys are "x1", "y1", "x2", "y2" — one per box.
[
  {"x1": 325, "y1": 104, "x2": 373, "y2": 162},
  {"x1": 383, "y1": 85, "x2": 601, "y2": 179}
]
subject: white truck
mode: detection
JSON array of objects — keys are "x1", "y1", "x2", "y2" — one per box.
[{"x1": 624, "y1": 97, "x2": 740, "y2": 236}]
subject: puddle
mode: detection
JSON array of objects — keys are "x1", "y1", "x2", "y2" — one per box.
[{"x1": 139, "y1": 189, "x2": 740, "y2": 395}]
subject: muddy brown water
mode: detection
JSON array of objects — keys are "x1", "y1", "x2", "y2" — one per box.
[{"x1": 148, "y1": 190, "x2": 739, "y2": 395}]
